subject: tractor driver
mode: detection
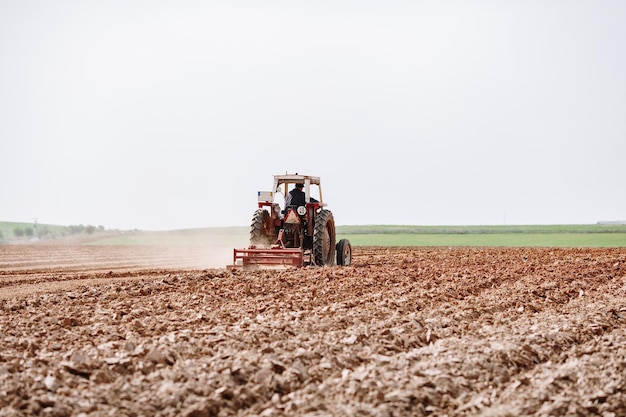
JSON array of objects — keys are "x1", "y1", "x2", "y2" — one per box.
[{"x1": 285, "y1": 183, "x2": 318, "y2": 207}]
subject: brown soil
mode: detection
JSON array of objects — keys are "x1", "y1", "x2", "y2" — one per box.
[{"x1": 1, "y1": 245, "x2": 625, "y2": 416}]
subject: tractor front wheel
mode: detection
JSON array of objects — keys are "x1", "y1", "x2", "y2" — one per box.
[
  {"x1": 313, "y1": 209, "x2": 336, "y2": 266},
  {"x1": 336, "y1": 239, "x2": 352, "y2": 266}
]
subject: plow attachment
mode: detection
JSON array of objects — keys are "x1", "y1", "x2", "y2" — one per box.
[{"x1": 231, "y1": 247, "x2": 307, "y2": 269}]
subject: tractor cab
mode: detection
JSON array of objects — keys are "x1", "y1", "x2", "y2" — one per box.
[{"x1": 275, "y1": 175, "x2": 322, "y2": 209}]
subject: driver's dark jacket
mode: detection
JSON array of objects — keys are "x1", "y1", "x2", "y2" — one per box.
[{"x1": 285, "y1": 189, "x2": 318, "y2": 207}]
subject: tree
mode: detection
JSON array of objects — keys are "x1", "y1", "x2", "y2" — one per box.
[
  {"x1": 13, "y1": 227, "x2": 24, "y2": 237},
  {"x1": 24, "y1": 227, "x2": 34, "y2": 237},
  {"x1": 68, "y1": 225, "x2": 85, "y2": 235}
]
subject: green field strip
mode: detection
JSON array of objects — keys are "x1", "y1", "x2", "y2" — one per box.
[{"x1": 339, "y1": 233, "x2": 626, "y2": 247}]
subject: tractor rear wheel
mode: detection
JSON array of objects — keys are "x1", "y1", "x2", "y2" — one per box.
[
  {"x1": 336, "y1": 239, "x2": 352, "y2": 266},
  {"x1": 250, "y1": 209, "x2": 274, "y2": 248},
  {"x1": 313, "y1": 209, "x2": 336, "y2": 266}
]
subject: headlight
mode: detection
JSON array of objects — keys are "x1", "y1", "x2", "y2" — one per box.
[{"x1": 297, "y1": 206, "x2": 307, "y2": 216}]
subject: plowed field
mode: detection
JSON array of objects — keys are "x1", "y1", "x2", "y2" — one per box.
[{"x1": 1, "y1": 245, "x2": 626, "y2": 417}]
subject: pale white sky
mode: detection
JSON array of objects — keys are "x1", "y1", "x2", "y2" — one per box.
[{"x1": 1, "y1": 0, "x2": 625, "y2": 230}]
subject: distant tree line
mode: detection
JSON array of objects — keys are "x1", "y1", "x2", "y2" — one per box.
[{"x1": 10, "y1": 224, "x2": 106, "y2": 239}]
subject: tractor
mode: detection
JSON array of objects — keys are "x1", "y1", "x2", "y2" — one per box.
[{"x1": 232, "y1": 174, "x2": 352, "y2": 269}]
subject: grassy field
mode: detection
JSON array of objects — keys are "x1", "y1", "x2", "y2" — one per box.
[
  {"x1": 335, "y1": 224, "x2": 626, "y2": 235},
  {"x1": 339, "y1": 233, "x2": 626, "y2": 247},
  {"x1": 335, "y1": 224, "x2": 626, "y2": 247}
]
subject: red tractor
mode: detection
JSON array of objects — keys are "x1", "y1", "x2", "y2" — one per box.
[{"x1": 232, "y1": 174, "x2": 352, "y2": 269}]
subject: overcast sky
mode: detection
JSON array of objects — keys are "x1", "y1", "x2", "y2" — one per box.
[{"x1": 1, "y1": 1, "x2": 625, "y2": 230}]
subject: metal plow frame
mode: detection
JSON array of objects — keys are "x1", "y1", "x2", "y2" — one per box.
[{"x1": 231, "y1": 247, "x2": 307, "y2": 269}]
